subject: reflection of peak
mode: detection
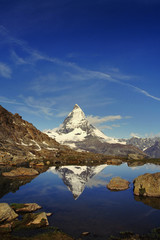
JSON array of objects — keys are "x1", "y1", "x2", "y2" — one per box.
[{"x1": 49, "y1": 165, "x2": 107, "y2": 200}]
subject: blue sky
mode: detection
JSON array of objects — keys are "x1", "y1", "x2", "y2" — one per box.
[{"x1": 0, "y1": 0, "x2": 160, "y2": 138}]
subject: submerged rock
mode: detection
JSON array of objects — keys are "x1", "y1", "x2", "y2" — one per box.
[
  {"x1": 133, "y1": 172, "x2": 160, "y2": 197},
  {"x1": 2, "y1": 167, "x2": 39, "y2": 177},
  {"x1": 0, "y1": 203, "x2": 18, "y2": 222},
  {"x1": 107, "y1": 177, "x2": 130, "y2": 191}
]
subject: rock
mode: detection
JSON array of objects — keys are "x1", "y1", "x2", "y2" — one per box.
[
  {"x1": 0, "y1": 223, "x2": 12, "y2": 233},
  {"x1": 2, "y1": 167, "x2": 39, "y2": 177},
  {"x1": 46, "y1": 212, "x2": 52, "y2": 217},
  {"x1": 106, "y1": 159, "x2": 122, "y2": 165},
  {"x1": 82, "y1": 232, "x2": 90, "y2": 236},
  {"x1": 133, "y1": 172, "x2": 160, "y2": 197},
  {"x1": 107, "y1": 177, "x2": 130, "y2": 191},
  {"x1": 0, "y1": 203, "x2": 18, "y2": 222},
  {"x1": 128, "y1": 153, "x2": 145, "y2": 160},
  {"x1": 36, "y1": 162, "x2": 44, "y2": 166},
  {"x1": 11, "y1": 203, "x2": 42, "y2": 212},
  {"x1": 27, "y1": 212, "x2": 49, "y2": 226}
]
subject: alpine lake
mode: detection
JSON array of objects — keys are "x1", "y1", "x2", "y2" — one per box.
[{"x1": 0, "y1": 161, "x2": 160, "y2": 239}]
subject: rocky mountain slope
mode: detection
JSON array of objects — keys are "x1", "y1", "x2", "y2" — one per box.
[
  {"x1": 0, "y1": 105, "x2": 63, "y2": 165},
  {"x1": 125, "y1": 137, "x2": 160, "y2": 158},
  {"x1": 44, "y1": 104, "x2": 146, "y2": 158},
  {"x1": 144, "y1": 141, "x2": 160, "y2": 158}
]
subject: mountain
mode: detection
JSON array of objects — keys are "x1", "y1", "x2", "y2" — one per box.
[
  {"x1": 0, "y1": 105, "x2": 63, "y2": 165},
  {"x1": 49, "y1": 164, "x2": 107, "y2": 199},
  {"x1": 125, "y1": 137, "x2": 160, "y2": 158},
  {"x1": 44, "y1": 104, "x2": 146, "y2": 158},
  {"x1": 125, "y1": 137, "x2": 160, "y2": 151},
  {"x1": 44, "y1": 104, "x2": 124, "y2": 147},
  {"x1": 144, "y1": 141, "x2": 160, "y2": 158}
]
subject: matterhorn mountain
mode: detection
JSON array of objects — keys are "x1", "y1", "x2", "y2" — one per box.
[
  {"x1": 44, "y1": 104, "x2": 146, "y2": 157},
  {"x1": 49, "y1": 164, "x2": 107, "y2": 199},
  {"x1": 44, "y1": 104, "x2": 125, "y2": 148}
]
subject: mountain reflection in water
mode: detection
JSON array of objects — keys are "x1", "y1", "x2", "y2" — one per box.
[
  {"x1": 49, "y1": 165, "x2": 108, "y2": 199},
  {"x1": 0, "y1": 163, "x2": 160, "y2": 239}
]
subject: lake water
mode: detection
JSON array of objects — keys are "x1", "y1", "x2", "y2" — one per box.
[{"x1": 0, "y1": 163, "x2": 160, "y2": 239}]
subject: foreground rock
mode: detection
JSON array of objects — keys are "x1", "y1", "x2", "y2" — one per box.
[
  {"x1": 27, "y1": 212, "x2": 49, "y2": 226},
  {"x1": 2, "y1": 167, "x2": 39, "y2": 177},
  {"x1": 133, "y1": 172, "x2": 160, "y2": 197},
  {"x1": 11, "y1": 203, "x2": 42, "y2": 212},
  {"x1": 107, "y1": 177, "x2": 130, "y2": 191},
  {"x1": 0, "y1": 203, "x2": 18, "y2": 222}
]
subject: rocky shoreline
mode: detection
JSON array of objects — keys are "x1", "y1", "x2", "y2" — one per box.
[{"x1": 0, "y1": 201, "x2": 160, "y2": 240}]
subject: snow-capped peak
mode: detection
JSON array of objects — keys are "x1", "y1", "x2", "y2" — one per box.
[
  {"x1": 44, "y1": 104, "x2": 126, "y2": 149},
  {"x1": 62, "y1": 104, "x2": 87, "y2": 132}
]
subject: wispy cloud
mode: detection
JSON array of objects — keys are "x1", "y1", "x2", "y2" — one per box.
[
  {"x1": 30, "y1": 74, "x2": 71, "y2": 94},
  {"x1": 11, "y1": 50, "x2": 27, "y2": 65},
  {"x1": 0, "y1": 62, "x2": 12, "y2": 78},
  {"x1": 87, "y1": 115, "x2": 124, "y2": 130},
  {"x1": 1, "y1": 25, "x2": 160, "y2": 104},
  {"x1": 19, "y1": 95, "x2": 57, "y2": 117},
  {"x1": 0, "y1": 94, "x2": 58, "y2": 119},
  {"x1": 0, "y1": 96, "x2": 22, "y2": 105},
  {"x1": 129, "y1": 84, "x2": 160, "y2": 101},
  {"x1": 87, "y1": 115, "x2": 122, "y2": 125},
  {"x1": 56, "y1": 111, "x2": 69, "y2": 117}
]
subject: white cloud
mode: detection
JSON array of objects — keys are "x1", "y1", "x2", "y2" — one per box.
[
  {"x1": 97, "y1": 125, "x2": 113, "y2": 130},
  {"x1": 0, "y1": 62, "x2": 12, "y2": 78},
  {"x1": 87, "y1": 115, "x2": 122, "y2": 125}
]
